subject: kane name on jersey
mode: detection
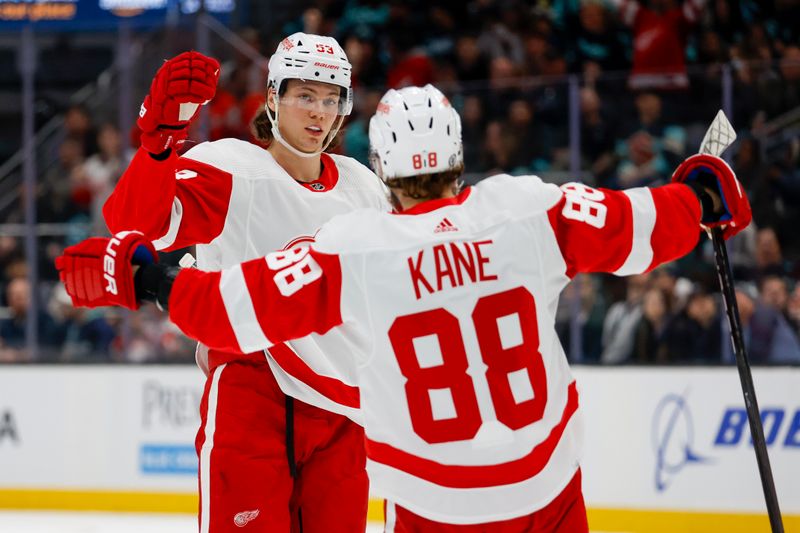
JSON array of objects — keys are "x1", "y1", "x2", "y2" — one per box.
[{"x1": 407, "y1": 239, "x2": 498, "y2": 299}]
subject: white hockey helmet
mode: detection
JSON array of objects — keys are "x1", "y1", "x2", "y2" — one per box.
[
  {"x1": 368, "y1": 84, "x2": 463, "y2": 181},
  {"x1": 266, "y1": 32, "x2": 354, "y2": 158}
]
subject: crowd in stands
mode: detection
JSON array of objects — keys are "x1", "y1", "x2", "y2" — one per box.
[
  {"x1": 1, "y1": 0, "x2": 799, "y2": 364},
  {"x1": 0, "y1": 107, "x2": 195, "y2": 363}
]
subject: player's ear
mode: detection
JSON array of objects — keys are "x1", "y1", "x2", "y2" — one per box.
[{"x1": 266, "y1": 87, "x2": 277, "y2": 113}]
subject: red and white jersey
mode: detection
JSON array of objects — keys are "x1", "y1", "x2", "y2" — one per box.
[
  {"x1": 616, "y1": 0, "x2": 705, "y2": 89},
  {"x1": 167, "y1": 174, "x2": 702, "y2": 524},
  {"x1": 104, "y1": 139, "x2": 390, "y2": 421}
]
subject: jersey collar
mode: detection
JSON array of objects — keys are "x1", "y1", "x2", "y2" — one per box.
[
  {"x1": 297, "y1": 153, "x2": 339, "y2": 192},
  {"x1": 395, "y1": 187, "x2": 472, "y2": 215}
]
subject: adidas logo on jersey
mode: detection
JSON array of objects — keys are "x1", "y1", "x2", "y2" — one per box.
[
  {"x1": 434, "y1": 217, "x2": 458, "y2": 233},
  {"x1": 233, "y1": 509, "x2": 260, "y2": 527}
]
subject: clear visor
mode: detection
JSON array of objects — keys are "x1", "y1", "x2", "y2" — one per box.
[{"x1": 278, "y1": 92, "x2": 349, "y2": 116}]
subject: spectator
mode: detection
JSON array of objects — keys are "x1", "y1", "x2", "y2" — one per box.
[
  {"x1": 504, "y1": 98, "x2": 552, "y2": 172},
  {"x1": 580, "y1": 86, "x2": 617, "y2": 186},
  {"x1": 124, "y1": 306, "x2": 173, "y2": 363},
  {"x1": 522, "y1": 31, "x2": 550, "y2": 77},
  {"x1": 729, "y1": 23, "x2": 775, "y2": 129},
  {"x1": 787, "y1": 282, "x2": 800, "y2": 337},
  {"x1": 476, "y1": 13, "x2": 525, "y2": 65},
  {"x1": 662, "y1": 289, "x2": 721, "y2": 363},
  {"x1": 484, "y1": 56, "x2": 522, "y2": 119},
  {"x1": 386, "y1": 30, "x2": 436, "y2": 89},
  {"x1": 651, "y1": 264, "x2": 694, "y2": 312},
  {"x1": 723, "y1": 283, "x2": 800, "y2": 364},
  {"x1": 633, "y1": 288, "x2": 671, "y2": 363},
  {"x1": 601, "y1": 273, "x2": 649, "y2": 364},
  {"x1": 773, "y1": 1, "x2": 800, "y2": 50},
  {"x1": 727, "y1": 223, "x2": 758, "y2": 281},
  {"x1": 35, "y1": 137, "x2": 85, "y2": 224},
  {"x1": 0, "y1": 237, "x2": 21, "y2": 296},
  {"x1": 453, "y1": 33, "x2": 490, "y2": 85},
  {"x1": 758, "y1": 45, "x2": 800, "y2": 120},
  {"x1": 283, "y1": 7, "x2": 324, "y2": 36},
  {"x1": 732, "y1": 136, "x2": 765, "y2": 194},
  {"x1": 615, "y1": 91, "x2": 685, "y2": 188},
  {"x1": 760, "y1": 275, "x2": 790, "y2": 312},
  {"x1": 3, "y1": 257, "x2": 26, "y2": 284},
  {"x1": 751, "y1": 142, "x2": 800, "y2": 255},
  {"x1": 157, "y1": 320, "x2": 198, "y2": 363},
  {"x1": 0, "y1": 277, "x2": 60, "y2": 362},
  {"x1": 209, "y1": 66, "x2": 264, "y2": 142},
  {"x1": 757, "y1": 275, "x2": 800, "y2": 363},
  {"x1": 616, "y1": 0, "x2": 706, "y2": 91},
  {"x1": 343, "y1": 89, "x2": 383, "y2": 166},
  {"x1": 556, "y1": 274, "x2": 608, "y2": 362},
  {"x1": 459, "y1": 94, "x2": 486, "y2": 170},
  {"x1": 568, "y1": 1, "x2": 628, "y2": 75},
  {"x1": 481, "y1": 119, "x2": 516, "y2": 173},
  {"x1": 234, "y1": 27, "x2": 269, "y2": 94},
  {"x1": 48, "y1": 284, "x2": 116, "y2": 361},
  {"x1": 689, "y1": 28, "x2": 729, "y2": 122},
  {"x1": 616, "y1": 131, "x2": 660, "y2": 188},
  {"x1": 80, "y1": 123, "x2": 133, "y2": 234},
  {"x1": 754, "y1": 227, "x2": 791, "y2": 278},
  {"x1": 62, "y1": 104, "x2": 98, "y2": 157},
  {"x1": 705, "y1": 0, "x2": 747, "y2": 44},
  {"x1": 424, "y1": 5, "x2": 459, "y2": 58},
  {"x1": 343, "y1": 31, "x2": 385, "y2": 88},
  {"x1": 529, "y1": 50, "x2": 571, "y2": 154}
]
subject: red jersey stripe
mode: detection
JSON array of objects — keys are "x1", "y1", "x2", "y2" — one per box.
[
  {"x1": 365, "y1": 381, "x2": 579, "y2": 489},
  {"x1": 267, "y1": 343, "x2": 360, "y2": 409}
]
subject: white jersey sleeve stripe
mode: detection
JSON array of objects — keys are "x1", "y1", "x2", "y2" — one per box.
[
  {"x1": 219, "y1": 265, "x2": 272, "y2": 352},
  {"x1": 613, "y1": 188, "x2": 656, "y2": 276},
  {"x1": 152, "y1": 197, "x2": 184, "y2": 251}
]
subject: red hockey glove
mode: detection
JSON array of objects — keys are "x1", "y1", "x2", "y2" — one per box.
[
  {"x1": 55, "y1": 231, "x2": 157, "y2": 310},
  {"x1": 137, "y1": 51, "x2": 220, "y2": 154},
  {"x1": 671, "y1": 154, "x2": 752, "y2": 240}
]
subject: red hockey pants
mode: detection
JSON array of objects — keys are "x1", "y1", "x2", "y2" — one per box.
[{"x1": 195, "y1": 359, "x2": 368, "y2": 532}]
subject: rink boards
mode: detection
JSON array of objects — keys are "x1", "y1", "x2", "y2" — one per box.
[{"x1": 0, "y1": 365, "x2": 797, "y2": 532}]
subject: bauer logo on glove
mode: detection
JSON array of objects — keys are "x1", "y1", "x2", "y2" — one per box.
[{"x1": 56, "y1": 231, "x2": 157, "y2": 310}]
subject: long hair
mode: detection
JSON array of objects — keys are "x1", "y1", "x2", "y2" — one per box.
[{"x1": 384, "y1": 166, "x2": 465, "y2": 201}]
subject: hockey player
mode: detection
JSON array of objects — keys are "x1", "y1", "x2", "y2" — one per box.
[
  {"x1": 101, "y1": 36, "x2": 389, "y2": 532},
  {"x1": 59, "y1": 85, "x2": 751, "y2": 531}
]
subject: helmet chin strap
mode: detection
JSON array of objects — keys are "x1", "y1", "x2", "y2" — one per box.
[{"x1": 266, "y1": 99, "x2": 345, "y2": 159}]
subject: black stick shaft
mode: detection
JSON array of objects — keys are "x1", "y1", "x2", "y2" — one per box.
[{"x1": 711, "y1": 229, "x2": 784, "y2": 533}]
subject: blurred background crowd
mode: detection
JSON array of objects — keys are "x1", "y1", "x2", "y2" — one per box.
[{"x1": 0, "y1": 0, "x2": 799, "y2": 364}]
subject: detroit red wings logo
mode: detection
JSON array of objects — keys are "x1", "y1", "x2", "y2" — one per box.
[{"x1": 233, "y1": 509, "x2": 260, "y2": 527}]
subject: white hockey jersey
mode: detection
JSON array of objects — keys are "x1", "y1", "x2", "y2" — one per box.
[
  {"x1": 166, "y1": 174, "x2": 703, "y2": 524},
  {"x1": 104, "y1": 139, "x2": 390, "y2": 421}
]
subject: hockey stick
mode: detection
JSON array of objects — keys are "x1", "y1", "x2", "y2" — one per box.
[{"x1": 699, "y1": 111, "x2": 784, "y2": 533}]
